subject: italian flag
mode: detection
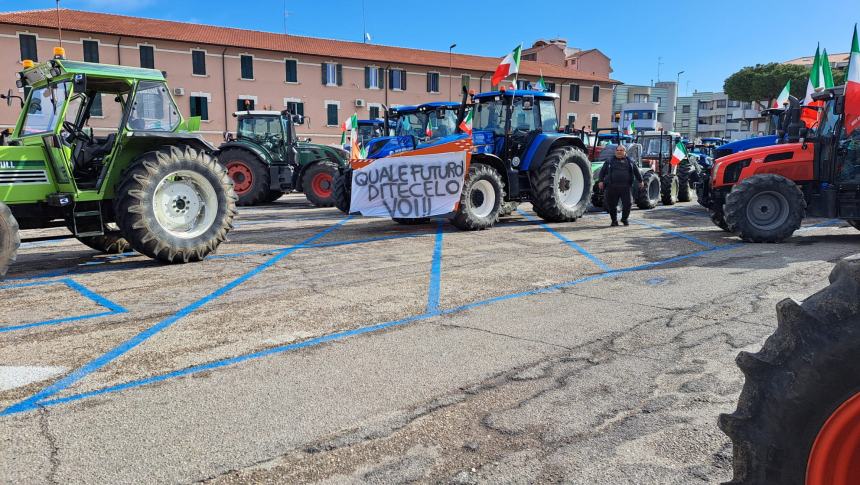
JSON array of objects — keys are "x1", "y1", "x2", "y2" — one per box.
[
  {"x1": 846, "y1": 24, "x2": 860, "y2": 135},
  {"x1": 340, "y1": 119, "x2": 349, "y2": 145},
  {"x1": 536, "y1": 71, "x2": 547, "y2": 91},
  {"x1": 626, "y1": 120, "x2": 635, "y2": 135},
  {"x1": 822, "y1": 48, "x2": 835, "y2": 88},
  {"x1": 491, "y1": 44, "x2": 522, "y2": 87},
  {"x1": 773, "y1": 80, "x2": 790, "y2": 108},
  {"x1": 670, "y1": 141, "x2": 688, "y2": 167},
  {"x1": 801, "y1": 46, "x2": 824, "y2": 128},
  {"x1": 348, "y1": 114, "x2": 362, "y2": 159},
  {"x1": 459, "y1": 109, "x2": 473, "y2": 135}
]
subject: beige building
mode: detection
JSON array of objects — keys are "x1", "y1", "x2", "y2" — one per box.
[
  {"x1": 521, "y1": 39, "x2": 613, "y2": 78},
  {"x1": 0, "y1": 9, "x2": 619, "y2": 144}
]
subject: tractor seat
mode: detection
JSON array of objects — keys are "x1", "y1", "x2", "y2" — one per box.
[{"x1": 73, "y1": 133, "x2": 117, "y2": 187}]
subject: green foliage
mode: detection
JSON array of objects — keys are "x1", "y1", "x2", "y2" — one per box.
[{"x1": 724, "y1": 63, "x2": 848, "y2": 103}]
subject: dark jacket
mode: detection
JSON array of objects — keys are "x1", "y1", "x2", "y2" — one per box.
[{"x1": 598, "y1": 156, "x2": 643, "y2": 187}]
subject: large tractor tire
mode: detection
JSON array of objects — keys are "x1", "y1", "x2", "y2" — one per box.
[
  {"x1": 635, "y1": 171, "x2": 661, "y2": 210},
  {"x1": 719, "y1": 254, "x2": 860, "y2": 485},
  {"x1": 302, "y1": 161, "x2": 338, "y2": 207},
  {"x1": 114, "y1": 145, "x2": 236, "y2": 264},
  {"x1": 0, "y1": 202, "x2": 19, "y2": 281},
  {"x1": 660, "y1": 173, "x2": 679, "y2": 205},
  {"x1": 499, "y1": 201, "x2": 520, "y2": 218},
  {"x1": 332, "y1": 170, "x2": 352, "y2": 214},
  {"x1": 531, "y1": 147, "x2": 592, "y2": 222},
  {"x1": 221, "y1": 148, "x2": 270, "y2": 206},
  {"x1": 710, "y1": 207, "x2": 730, "y2": 232},
  {"x1": 848, "y1": 220, "x2": 860, "y2": 231},
  {"x1": 724, "y1": 174, "x2": 805, "y2": 243},
  {"x1": 77, "y1": 223, "x2": 132, "y2": 254},
  {"x1": 451, "y1": 163, "x2": 504, "y2": 231},
  {"x1": 262, "y1": 190, "x2": 285, "y2": 204},
  {"x1": 677, "y1": 160, "x2": 694, "y2": 202}
]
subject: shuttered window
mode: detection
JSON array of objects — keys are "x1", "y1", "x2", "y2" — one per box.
[
  {"x1": 139, "y1": 45, "x2": 154, "y2": 69},
  {"x1": 592, "y1": 85, "x2": 600, "y2": 103},
  {"x1": 389, "y1": 69, "x2": 406, "y2": 91},
  {"x1": 322, "y1": 63, "x2": 342, "y2": 86},
  {"x1": 19, "y1": 34, "x2": 37, "y2": 61},
  {"x1": 240, "y1": 55, "x2": 254, "y2": 79},
  {"x1": 192, "y1": 50, "x2": 206, "y2": 75},
  {"x1": 285, "y1": 59, "x2": 298, "y2": 82},
  {"x1": 190, "y1": 96, "x2": 209, "y2": 120},
  {"x1": 569, "y1": 84, "x2": 580, "y2": 102},
  {"x1": 82, "y1": 40, "x2": 99, "y2": 63},
  {"x1": 326, "y1": 103, "x2": 339, "y2": 126},
  {"x1": 426, "y1": 72, "x2": 439, "y2": 93}
]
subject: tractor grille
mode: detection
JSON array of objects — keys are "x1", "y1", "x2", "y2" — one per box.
[{"x1": 0, "y1": 170, "x2": 50, "y2": 185}]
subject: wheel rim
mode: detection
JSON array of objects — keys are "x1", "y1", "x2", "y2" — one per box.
[
  {"x1": 745, "y1": 190, "x2": 790, "y2": 231},
  {"x1": 807, "y1": 392, "x2": 860, "y2": 485},
  {"x1": 311, "y1": 172, "x2": 333, "y2": 198},
  {"x1": 558, "y1": 162, "x2": 585, "y2": 209},
  {"x1": 226, "y1": 161, "x2": 253, "y2": 195},
  {"x1": 153, "y1": 170, "x2": 219, "y2": 239},
  {"x1": 470, "y1": 179, "x2": 496, "y2": 218}
]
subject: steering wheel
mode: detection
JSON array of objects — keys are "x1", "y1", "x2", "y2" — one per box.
[{"x1": 62, "y1": 121, "x2": 93, "y2": 144}]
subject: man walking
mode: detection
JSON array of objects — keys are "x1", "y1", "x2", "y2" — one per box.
[{"x1": 597, "y1": 145, "x2": 644, "y2": 226}]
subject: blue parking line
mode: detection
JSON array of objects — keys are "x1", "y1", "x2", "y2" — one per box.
[
  {"x1": 426, "y1": 221, "x2": 445, "y2": 314},
  {"x1": 669, "y1": 207, "x2": 709, "y2": 217},
  {"x1": 1, "y1": 216, "x2": 351, "y2": 417},
  {"x1": 629, "y1": 219, "x2": 718, "y2": 249},
  {"x1": 797, "y1": 219, "x2": 843, "y2": 232},
  {"x1": 516, "y1": 209, "x2": 613, "y2": 272},
  {"x1": 3, "y1": 240, "x2": 745, "y2": 416},
  {"x1": 0, "y1": 278, "x2": 127, "y2": 334}
]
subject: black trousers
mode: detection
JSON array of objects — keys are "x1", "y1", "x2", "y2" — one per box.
[{"x1": 605, "y1": 185, "x2": 632, "y2": 223}]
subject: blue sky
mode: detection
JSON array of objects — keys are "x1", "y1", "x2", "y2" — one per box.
[{"x1": 7, "y1": 0, "x2": 859, "y2": 93}]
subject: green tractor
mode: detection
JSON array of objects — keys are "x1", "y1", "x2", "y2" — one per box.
[
  {"x1": 0, "y1": 52, "x2": 236, "y2": 280},
  {"x1": 219, "y1": 109, "x2": 348, "y2": 206}
]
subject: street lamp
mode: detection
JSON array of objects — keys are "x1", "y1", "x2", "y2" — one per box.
[
  {"x1": 449, "y1": 43, "x2": 457, "y2": 101},
  {"x1": 675, "y1": 70, "x2": 685, "y2": 131}
]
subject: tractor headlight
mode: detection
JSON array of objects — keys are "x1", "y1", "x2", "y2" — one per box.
[{"x1": 511, "y1": 156, "x2": 521, "y2": 168}]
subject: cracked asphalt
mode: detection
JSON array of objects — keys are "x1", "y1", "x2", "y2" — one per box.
[{"x1": 1, "y1": 194, "x2": 858, "y2": 484}]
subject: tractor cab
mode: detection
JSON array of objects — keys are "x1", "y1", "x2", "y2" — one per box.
[
  {"x1": 356, "y1": 119, "x2": 386, "y2": 145},
  {"x1": 230, "y1": 110, "x2": 304, "y2": 165},
  {"x1": 363, "y1": 102, "x2": 465, "y2": 158}
]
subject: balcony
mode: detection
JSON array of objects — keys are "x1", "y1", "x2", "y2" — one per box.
[
  {"x1": 697, "y1": 108, "x2": 727, "y2": 117},
  {"x1": 697, "y1": 123, "x2": 725, "y2": 132},
  {"x1": 728, "y1": 109, "x2": 762, "y2": 120}
]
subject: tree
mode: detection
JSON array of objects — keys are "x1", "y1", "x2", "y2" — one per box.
[{"x1": 724, "y1": 63, "x2": 847, "y2": 107}]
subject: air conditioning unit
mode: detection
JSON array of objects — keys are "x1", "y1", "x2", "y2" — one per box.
[
  {"x1": 173, "y1": 87, "x2": 185, "y2": 96},
  {"x1": 354, "y1": 98, "x2": 366, "y2": 107}
]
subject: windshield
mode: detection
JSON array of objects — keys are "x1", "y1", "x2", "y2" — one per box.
[
  {"x1": 358, "y1": 123, "x2": 385, "y2": 143},
  {"x1": 817, "y1": 99, "x2": 840, "y2": 138},
  {"x1": 641, "y1": 136, "x2": 672, "y2": 157},
  {"x1": 20, "y1": 82, "x2": 71, "y2": 136},
  {"x1": 426, "y1": 109, "x2": 458, "y2": 138},
  {"x1": 128, "y1": 81, "x2": 180, "y2": 132},
  {"x1": 393, "y1": 112, "x2": 428, "y2": 138},
  {"x1": 238, "y1": 116, "x2": 283, "y2": 143},
  {"x1": 474, "y1": 97, "x2": 536, "y2": 135},
  {"x1": 538, "y1": 99, "x2": 557, "y2": 132}
]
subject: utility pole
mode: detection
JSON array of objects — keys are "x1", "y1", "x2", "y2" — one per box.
[
  {"x1": 657, "y1": 56, "x2": 663, "y2": 83},
  {"x1": 675, "y1": 70, "x2": 684, "y2": 132},
  {"x1": 448, "y1": 43, "x2": 457, "y2": 101}
]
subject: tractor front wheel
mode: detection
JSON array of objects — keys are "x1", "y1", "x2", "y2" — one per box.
[
  {"x1": 677, "y1": 160, "x2": 693, "y2": 202},
  {"x1": 77, "y1": 223, "x2": 132, "y2": 254},
  {"x1": 660, "y1": 173, "x2": 679, "y2": 205},
  {"x1": 719, "y1": 254, "x2": 860, "y2": 484},
  {"x1": 531, "y1": 147, "x2": 592, "y2": 222},
  {"x1": 302, "y1": 161, "x2": 338, "y2": 207},
  {"x1": 709, "y1": 208, "x2": 730, "y2": 232},
  {"x1": 222, "y1": 149, "x2": 270, "y2": 206},
  {"x1": 115, "y1": 145, "x2": 236, "y2": 263},
  {"x1": 0, "y1": 202, "x2": 19, "y2": 280},
  {"x1": 635, "y1": 171, "x2": 660, "y2": 210},
  {"x1": 724, "y1": 174, "x2": 805, "y2": 243},
  {"x1": 332, "y1": 170, "x2": 352, "y2": 214},
  {"x1": 451, "y1": 163, "x2": 504, "y2": 231}
]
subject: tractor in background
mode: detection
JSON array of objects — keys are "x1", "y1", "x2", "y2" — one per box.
[
  {"x1": 0, "y1": 50, "x2": 235, "y2": 280},
  {"x1": 588, "y1": 128, "x2": 660, "y2": 210},
  {"x1": 638, "y1": 130, "x2": 701, "y2": 204},
  {"x1": 701, "y1": 87, "x2": 860, "y2": 239},
  {"x1": 219, "y1": 109, "x2": 348, "y2": 207}
]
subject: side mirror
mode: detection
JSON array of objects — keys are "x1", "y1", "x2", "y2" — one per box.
[
  {"x1": 73, "y1": 73, "x2": 87, "y2": 94},
  {"x1": 522, "y1": 95, "x2": 534, "y2": 111},
  {"x1": 1, "y1": 89, "x2": 11, "y2": 107},
  {"x1": 292, "y1": 114, "x2": 304, "y2": 125}
]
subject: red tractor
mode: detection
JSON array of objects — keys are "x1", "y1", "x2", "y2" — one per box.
[{"x1": 701, "y1": 87, "x2": 860, "y2": 240}]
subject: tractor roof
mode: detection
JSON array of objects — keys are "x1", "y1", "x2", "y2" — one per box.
[
  {"x1": 233, "y1": 110, "x2": 283, "y2": 117},
  {"x1": 358, "y1": 119, "x2": 385, "y2": 125},
  {"x1": 390, "y1": 102, "x2": 460, "y2": 114},
  {"x1": 473, "y1": 89, "x2": 559, "y2": 101},
  {"x1": 23, "y1": 59, "x2": 165, "y2": 84}
]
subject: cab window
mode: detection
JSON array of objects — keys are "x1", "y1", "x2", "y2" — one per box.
[
  {"x1": 20, "y1": 81, "x2": 71, "y2": 136},
  {"x1": 127, "y1": 81, "x2": 180, "y2": 131},
  {"x1": 538, "y1": 99, "x2": 558, "y2": 132}
]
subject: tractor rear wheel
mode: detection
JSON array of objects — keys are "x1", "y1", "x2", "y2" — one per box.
[
  {"x1": 451, "y1": 163, "x2": 504, "y2": 231},
  {"x1": 531, "y1": 147, "x2": 592, "y2": 222},
  {"x1": 332, "y1": 170, "x2": 352, "y2": 214},
  {"x1": 710, "y1": 208, "x2": 730, "y2": 232},
  {"x1": 719, "y1": 254, "x2": 860, "y2": 485},
  {"x1": 222, "y1": 149, "x2": 270, "y2": 206},
  {"x1": 302, "y1": 161, "x2": 338, "y2": 207},
  {"x1": 848, "y1": 220, "x2": 860, "y2": 231},
  {"x1": 0, "y1": 202, "x2": 19, "y2": 280},
  {"x1": 724, "y1": 174, "x2": 805, "y2": 243},
  {"x1": 677, "y1": 160, "x2": 693, "y2": 202},
  {"x1": 660, "y1": 173, "x2": 679, "y2": 205},
  {"x1": 115, "y1": 145, "x2": 236, "y2": 263},
  {"x1": 635, "y1": 171, "x2": 660, "y2": 210},
  {"x1": 77, "y1": 223, "x2": 132, "y2": 254}
]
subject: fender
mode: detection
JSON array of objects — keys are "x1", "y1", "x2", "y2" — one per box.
[
  {"x1": 215, "y1": 140, "x2": 275, "y2": 165},
  {"x1": 472, "y1": 152, "x2": 515, "y2": 200},
  {"x1": 522, "y1": 134, "x2": 587, "y2": 172}
]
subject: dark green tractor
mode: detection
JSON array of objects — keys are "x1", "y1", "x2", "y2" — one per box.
[{"x1": 218, "y1": 110, "x2": 348, "y2": 206}]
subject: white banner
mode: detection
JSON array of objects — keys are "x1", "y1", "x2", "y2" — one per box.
[{"x1": 350, "y1": 152, "x2": 467, "y2": 218}]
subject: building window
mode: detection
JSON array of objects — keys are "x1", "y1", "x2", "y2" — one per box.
[
  {"x1": 285, "y1": 100, "x2": 304, "y2": 116},
  {"x1": 656, "y1": 97, "x2": 662, "y2": 107},
  {"x1": 566, "y1": 113, "x2": 576, "y2": 127},
  {"x1": 461, "y1": 74, "x2": 470, "y2": 89},
  {"x1": 322, "y1": 62, "x2": 342, "y2": 86},
  {"x1": 369, "y1": 105, "x2": 381, "y2": 119},
  {"x1": 192, "y1": 50, "x2": 206, "y2": 76},
  {"x1": 19, "y1": 34, "x2": 37, "y2": 61},
  {"x1": 591, "y1": 115, "x2": 599, "y2": 131},
  {"x1": 237, "y1": 98, "x2": 255, "y2": 111},
  {"x1": 90, "y1": 94, "x2": 103, "y2": 117},
  {"x1": 681, "y1": 119, "x2": 689, "y2": 128},
  {"x1": 389, "y1": 69, "x2": 406, "y2": 91},
  {"x1": 285, "y1": 59, "x2": 298, "y2": 83},
  {"x1": 544, "y1": 82, "x2": 556, "y2": 93},
  {"x1": 189, "y1": 96, "x2": 209, "y2": 120},
  {"x1": 139, "y1": 45, "x2": 154, "y2": 69},
  {"x1": 516, "y1": 80, "x2": 529, "y2": 90},
  {"x1": 727, "y1": 113, "x2": 733, "y2": 121},
  {"x1": 633, "y1": 94, "x2": 648, "y2": 103},
  {"x1": 569, "y1": 84, "x2": 579, "y2": 102},
  {"x1": 365, "y1": 66, "x2": 383, "y2": 89},
  {"x1": 592, "y1": 85, "x2": 600, "y2": 103},
  {"x1": 240, "y1": 55, "x2": 254, "y2": 80},
  {"x1": 716, "y1": 100, "x2": 727, "y2": 109},
  {"x1": 326, "y1": 102, "x2": 339, "y2": 126},
  {"x1": 82, "y1": 40, "x2": 99, "y2": 63},
  {"x1": 682, "y1": 104, "x2": 690, "y2": 114},
  {"x1": 427, "y1": 72, "x2": 440, "y2": 93}
]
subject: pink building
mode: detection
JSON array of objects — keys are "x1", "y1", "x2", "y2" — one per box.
[
  {"x1": 521, "y1": 39, "x2": 613, "y2": 79},
  {"x1": 0, "y1": 9, "x2": 619, "y2": 143}
]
